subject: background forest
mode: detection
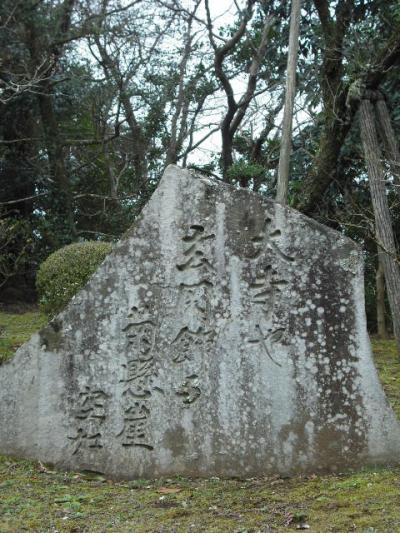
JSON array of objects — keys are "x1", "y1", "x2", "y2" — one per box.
[{"x1": 1, "y1": 0, "x2": 400, "y2": 335}]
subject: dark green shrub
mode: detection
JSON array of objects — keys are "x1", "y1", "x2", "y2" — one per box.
[{"x1": 36, "y1": 241, "x2": 112, "y2": 317}]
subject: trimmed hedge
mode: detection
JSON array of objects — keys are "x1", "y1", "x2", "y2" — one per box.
[{"x1": 36, "y1": 241, "x2": 112, "y2": 317}]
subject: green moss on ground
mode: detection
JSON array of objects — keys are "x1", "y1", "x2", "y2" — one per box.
[
  {"x1": 0, "y1": 311, "x2": 47, "y2": 364},
  {"x1": 371, "y1": 338, "x2": 400, "y2": 419},
  {"x1": 0, "y1": 313, "x2": 400, "y2": 532},
  {"x1": 1, "y1": 457, "x2": 400, "y2": 532}
]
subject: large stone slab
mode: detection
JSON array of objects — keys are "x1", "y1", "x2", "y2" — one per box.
[{"x1": 1, "y1": 165, "x2": 400, "y2": 478}]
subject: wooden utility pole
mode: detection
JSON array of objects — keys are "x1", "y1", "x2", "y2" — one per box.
[
  {"x1": 276, "y1": 0, "x2": 301, "y2": 205},
  {"x1": 373, "y1": 94, "x2": 399, "y2": 340},
  {"x1": 359, "y1": 98, "x2": 400, "y2": 355}
]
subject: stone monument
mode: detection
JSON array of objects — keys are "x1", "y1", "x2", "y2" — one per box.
[{"x1": 1, "y1": 165, "x2": 400, "y2": 478}]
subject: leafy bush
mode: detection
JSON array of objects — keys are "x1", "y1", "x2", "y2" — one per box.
[{"x1": 36, "y1": 241, "x2": 112, "y2": 317}]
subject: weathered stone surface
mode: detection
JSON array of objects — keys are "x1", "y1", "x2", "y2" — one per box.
[{"x1": 1, "y1": 165, "x2": 400, "y2": 478}]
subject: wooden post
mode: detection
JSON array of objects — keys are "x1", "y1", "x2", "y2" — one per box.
[
  {"x1": 376, "y1": 253, "x2": 388, "y2": 339},
  {"x1": 359, "y1": 98, "x2": 400, "y2": 355},
  {"x1": 276, "y1": 0, "x2": 301, "y2": 205}
]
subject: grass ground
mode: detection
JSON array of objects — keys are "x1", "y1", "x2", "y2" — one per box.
[
  {"x1": 0, "y1": 312, "x2": 400, "y2": 533},
  {"x1": 0, "y1": 311, "x2": 47, "y2": 364}
]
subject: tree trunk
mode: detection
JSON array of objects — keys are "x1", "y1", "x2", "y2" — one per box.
[
  {"x1": 118, "y1": 91, "x2": 148, "y2": 181},
  {"x1": 93, "y1": 38, "x2": 148, "y2": 181},
  {"x1": 359, "y1": 98, "x2": 400, "y2": 355},
  {"x1": 276, "y1": 0, "x2": 301, "y2": 205},
  {"x1": 37, "y1": 81, "x2": 76, "y2": 241},
  {"x1": 0, "y1": 100, "x2": 37, "y2": 219},
  {"x1": 295, "y1": 118, "x2": 350, "y2": 214},
  {"x1": 165, "y1": 5, "x2": 197, "y2": 166},
  {"x1": 24, "y1": 8, "x2": 76, "y2": 242},
  {"x1": 375, "y1": 97, "x2": 400, "y2": 182},
  {"x1": 221, "y1": 125, "x2": 234, "y2": 181},
  {"x1": 376, "y1": 253, "x2": 388, "y2": 339}
]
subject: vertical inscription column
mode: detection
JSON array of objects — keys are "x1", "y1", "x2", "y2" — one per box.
[
  {"x1": 172, "y1": 224, "x2": 216, "y2": 406},
  {"x1": 246, "y1": 215, "x2": 295, "y2": 366},
  {"x1": 69, "y1": 387, "x2": 109, "y2": 454},
  {"x1": 118, "y1": 319, "x2": 157, "y2": 449}
]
